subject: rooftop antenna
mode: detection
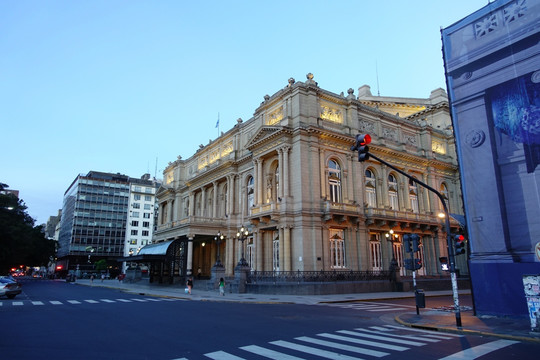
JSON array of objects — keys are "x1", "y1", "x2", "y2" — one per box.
[
  {"x1": 215, "y1": 112, "x2": 220, "y2": 137},
  {"x1": 154, "y1": 157, "x2": 158, "y2": 178},
  {"x1": 376, "y1": 60, "x2": 381, "y2": 96}
]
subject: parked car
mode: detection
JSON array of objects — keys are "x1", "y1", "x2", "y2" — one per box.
[{"x1": 0, "y1": 277, "x2": 22, "y2": 299}]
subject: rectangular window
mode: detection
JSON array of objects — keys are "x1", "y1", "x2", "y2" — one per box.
[
  {"x1": 144, "y1": 204, "x2": 151, "y2": 210},
  {"x1": 329, "y1": 229, "x2": 345, "y2": 269},
  {"x1": 130, "y1": 239, "x2": 137, "y2": 245},
  {"x1": 143, "y1": 221, "x2": 150, "y2": 228},
  {"x1": 132, "y1": 212, "x2": 140, "y2": 218},
  {"x1": 145, "y1": 187, "x2": 152, "y2": 193},
  {"x1": 131, "y1": 230, "x2": 138, "y2": 236},
  {"x1": 132, "y1": 203, "x2": 140, "y2": 209},
  {"x1": 143, "y1": 213, "x2": 151, "y2": 219},
  {"x1": 144, "y1": 195, "x2": 151, "y2": 201},
  {"x1": 131, "y1": 220, "x2": 139, "y2": 227},
  {"x1": 134, "y1": 194, "x2": 141, "y2": 201},
  {"x1": 134, "y1": 186, "x2": 141, "y2": 192},
  {"x1": 272, "y1": 231, "x2": 279, "y2": 272},
  {"x1": 370, "y1": 233, "x2": 382, "y2": 271},
  {"x1": 366, "y1": 187, "x2": 377, "y2": 208},
  {"x1": 142, "y1": 230, "x2": 149, "y2": 237}
]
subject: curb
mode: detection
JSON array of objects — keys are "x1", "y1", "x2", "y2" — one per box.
[{"x1": 394, "y1": 315, "x2": 540, "y2": 344}]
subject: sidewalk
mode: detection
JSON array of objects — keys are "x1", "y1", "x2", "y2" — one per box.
[{"x1": 72, "y1": 278, "x2": 540, "y2": 344}]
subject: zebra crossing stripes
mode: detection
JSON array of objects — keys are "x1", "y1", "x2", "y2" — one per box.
[
  {"x1": 199, "y1": 325, "x2": 465, "y2": 360},
  {"x1": 0, "y1": 297, "x2": 185, "y2": 307},
  {"x1": 318, "y1": 301, "x2": 413, "y2": 312}
]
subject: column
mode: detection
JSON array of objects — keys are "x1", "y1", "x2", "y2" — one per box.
[
  {"x1": 283, "y1": 146, "x2": 290, "y2": 197},
  {"x1": 284, "y1": 226, "x2": 291, "y2": 271},
  {"x1": 173, "y1": 192, "x2": 181, "y2": 222},
  {"x1": 256, "y1": 231, "x2": 263, "y2": 271},
  {"x1": 381, "y1": 165, "x2": 388, "y2": 207},
  {"x1": 278, "y1": 227, "x2": 284, "y2": 271},
  {"x1": 189, "y1": 192, "x2": 195, "y2": 217},
  {"x1": 212, "y1": 181, "x2": 218, "y2": 218},
  {"x1": 320, "y1": 149, "x2": 327, "y2": 199},
  {"x1": 257, "y1": 158, "x2": 263, "y2": 205},
  {"x1": 278, "y1": 148, "x2": 284, "y2": 199},
  {"x1": 166, "y1": 200, "x2": 173, "y2": 223},
  {"x1": 226, "y1": 232, "x2": 234, "y2": 276},
  {"x1": 187, "y1": 235, "x2": 194, "y2": 276},
  {"x1": 201, "y1": 187, "x2": 206, "y2": 217}
]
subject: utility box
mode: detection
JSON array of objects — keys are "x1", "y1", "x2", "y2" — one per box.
[
  {"x1": 415, "y1": 289, "x2": 425, "y2": 308},
  {"x1": 523, "y1": 275, "x2": 540, "y2": 332}
]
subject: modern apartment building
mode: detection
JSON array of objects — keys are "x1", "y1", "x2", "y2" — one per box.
[
  {"x1": 150, "y1": 74, "x2": 465, "y2": 285},
  {"x1": 56, "y1": 171, "x2": 159, "y2": 276}
]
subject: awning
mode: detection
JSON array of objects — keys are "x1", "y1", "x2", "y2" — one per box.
[{"x1": 117, "y1": 239, "x2": 176, "y2": 262}]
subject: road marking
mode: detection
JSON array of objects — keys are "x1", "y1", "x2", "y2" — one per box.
[
  {"x1": 384, "y1": 325, "x2": 464, "y2": 337},
  {"x1": 13, "y1": 302, "x2": 24, "y2": 306},
  {"x1": 241, "y1": 345, "x2": 306, "y2": 360},
  {"x1": 115, "y1": 299, "x2": 132, "y2": 302},
  {"x1": 317, "y1": 332, "x2": 409, "y2": 351},
  {"x1": 67, "y1": 300, "x2": 81, "y2": 304},
  {"x1": 369, "y1": 326, "x2": 394, "y2": 331},
  {"x1": 50, "y1": 301, "x2": 62, "y2": 305},
  {"x1": 84, "y1": 300, "x2": 99, "y2": 304},
  {"x1": 145, "y1": 298, "x2": 162, "y2": 301},
  {"x1": 438, "y1": 339, "x2": 519, "y2": 360},
  {"x1": 204, "y1": 350, "x2": 246, "y2": 359},
  {"x1": 31, "y1": 301, "x2": 45, "y2": 305},
  {"x1": 354, "y1": 328, "x2": 441, "y2": 342},
  {"x1": 338, "y1": 330, "x2": 426, "y2": 346},
  {"x1": 367, "y1": 307, "x2": 410, "y2": 312},
  {"x1": 130, "y1": 298, "x2": 148, "y2": 302},
  {"x1": 100, "y1": 299, "x2": 116, "y2": 303},
  {"x1": 271, "y1": 340, "x2": 361, "y2": 360},
  {"x1": 296, "y1": 336, "x2": 389, "y2": 357}
]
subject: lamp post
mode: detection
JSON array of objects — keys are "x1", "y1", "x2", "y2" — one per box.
[
  {"x1": 214, "y1": 232, "x2": 225, "y2": 268},
  {"x1": 236, "y1": 226, "x2": 250, "y2": 267}
]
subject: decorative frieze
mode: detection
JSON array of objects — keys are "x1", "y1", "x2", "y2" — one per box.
[
  {"x1": 320, "y1": 105, "x2": 343, "y2": 124},
  {"x1": 267, "y1": 106, "x2": 284, "y2": 125}
]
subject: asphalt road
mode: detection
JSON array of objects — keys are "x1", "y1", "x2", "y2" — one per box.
[{"x1": 1, "y1": 279, "x2": 538, "y2": 360}]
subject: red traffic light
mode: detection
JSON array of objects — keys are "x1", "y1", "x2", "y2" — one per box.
[{"x1": 357, "y1": 134, "x2": 371, "y2": 146}]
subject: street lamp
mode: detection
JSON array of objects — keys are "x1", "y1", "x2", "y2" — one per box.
[
  {"x1": 214, "y1": 232, "x2": 225, "y2": 268},
  {"x1": 236, "y1": 226, "x2": 250, "y2": 267}
]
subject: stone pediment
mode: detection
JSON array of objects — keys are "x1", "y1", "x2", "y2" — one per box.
[
  {"x1": 156, "y1": 184, "x2": 174, "y2": 197},
  {"x1": 245, "y1": 126, "x2": 290, "y2": 151}
]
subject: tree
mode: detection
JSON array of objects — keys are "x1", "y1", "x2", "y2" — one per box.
[
  {"x1": 0, "y1": 183, "x2": 56, "y2": 274},
  {"x1": 94, "y1": 259, "x2": 108, "y2": 273}
]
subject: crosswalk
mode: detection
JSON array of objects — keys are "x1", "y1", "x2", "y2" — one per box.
[
  {"x1": 173, "y1": 325, "x2": 467, "y2": 360},
  {"x1": 0, "y1": 297, "x2": 184, "y2": 307},
  {"x1": 315, "y1": 301, "x2": 416, "y2": 312}
]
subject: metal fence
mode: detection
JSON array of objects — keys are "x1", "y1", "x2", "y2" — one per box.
[{"x1": 247, "y1": 270, "x2": 392, "y2": 284}]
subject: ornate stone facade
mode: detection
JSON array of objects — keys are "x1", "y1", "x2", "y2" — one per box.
[{"x1": 153, "y1": 74, "x2": 464, "y2": 280}]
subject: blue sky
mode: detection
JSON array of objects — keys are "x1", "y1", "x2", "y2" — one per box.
[{"x1": 1, "y1": 1, "x2": 490, "y2": 224}]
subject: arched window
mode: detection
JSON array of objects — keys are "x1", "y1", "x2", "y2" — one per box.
[
  {"x1": 409, "y1": 178, "x2": 419, "y2": 213},
  {"x1": 328, "y1": 159, "x2": 342, "y2": 203},
  {"x1": 365, "y1": 169, "x2": 377, "y2": 208},
  {"x1": 330, "y1": 229, "x2": 345, "y2": 268},
  {"x1": 388, "y1": 174, "x2": 399, "y2": 210},
  {"x1": 247, "y1": 176, "x2": 254, "y2": 208}
]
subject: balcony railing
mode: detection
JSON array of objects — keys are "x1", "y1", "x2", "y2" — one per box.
[{"x1": 247, "y1": 270, "x2": 391, "y2": 284}]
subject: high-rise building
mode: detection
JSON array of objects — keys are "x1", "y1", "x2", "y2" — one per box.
[
  {"x1": 56, "y1": 171, "x2": 159, "y2": 276},
  {"x1": 150, "y1": 74, "x2": 464, "y2": 286}
]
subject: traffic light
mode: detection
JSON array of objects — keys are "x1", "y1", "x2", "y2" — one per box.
[
  {"x1": 403, "y1": 234, "x2": 412, "y2": 253},
  {"x1": 404, "y1": 258, "x2": 413, "y2": 270},
  {"x1": 351, "y1": 134, "x2": 371, "y2": 162},
  {"x1": 454, "y1": 234, "x2": 466, "y2": 255},
  {"x1": 414, "y1": 258, "x2": 422, "y2": 270},
  {"x1": 411, "y1": 234, "x2": 420, "y2": 252}
]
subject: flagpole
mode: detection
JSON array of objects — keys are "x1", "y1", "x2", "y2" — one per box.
[{"x1": 217, "y1": 112, "x2": 220, "y2": 137}]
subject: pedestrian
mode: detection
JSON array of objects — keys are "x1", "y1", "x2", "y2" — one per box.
[
  {"x1": 186, "y1": 277, "x2": 193, "y2": 295},
  {"x1": 101, "y1": 274, "x2": 105, "y2": 282},
  {"x1": 219, "y1": 277, "x2": 225, "y2": 296},
  {"x1": 197, "y1": 267, "x2": 202, "y2": 279},
  {"x1": 90, "y1": 274, "x2": 95, "y2": 283}
]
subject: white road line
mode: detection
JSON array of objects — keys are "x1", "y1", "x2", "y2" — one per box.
[
  {"x1": 84, "y1": 300, "x2": 99, "y2": 304},
  {"x1": 367, "y1": 307, "x2": 410, "y2": 312},
  {"x1": 438, "y1": 339, "x2": 519, "y2": 360},
  {"x1": 204, "y1": 350, "x2": 246, "y2": 360},
  {"x1": 115, "y1": 299, "x2": 132, "y2": 302},
  {"x1": 67, "y1": 300, "x2": 81, "y2": 304},
  {"x1": 317, "y1": 333, "x2": 409, "y2": 351},
  {"x1": 13, "y1": 301, "x2": 24, "y2": 306},
  {"x1": 241, "y1": 345, "x2": 306, "y2": 360},
  {"x1": 145, "y1": 298, "x2": 161, "y2": 301},
  {"x1": 271, "y1": 340, "x2": 362, "y2": 360},
  {"x1": 296, "y1": 336, "x2": 389, "y2": 357},
  {"x1": 100, "y1": 299, "x2": 116, "y2": 303},
  {"x1": 369, "y1": 326, "x2": 394, "y2": 331},
  {"x1": 354, "y1": 327, "x2": 441, "y2": 342},
  {"x1": 50, "y1": 301, "x2": 62, "y2": 305},
  {"x1": 31, "y1": 301, "x2": 45, "y2": 305},
  {"x1": 384, "y1": 325, "x2": 464, "y2": 337},
  {"x1": 338, "y1": 330, "x2": 426, "y2": 346},
  {"x1": 130, "y1": 298, "x2": 148, "y2": 302}
]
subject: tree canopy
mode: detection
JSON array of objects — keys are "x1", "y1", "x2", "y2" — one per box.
[{"x1": 0, "y1": 183, "x2": 56, "y2": 274}]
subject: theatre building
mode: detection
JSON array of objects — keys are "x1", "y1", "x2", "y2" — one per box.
[{"x1": 149, "y1": 73, "x2": 465, "y2": 290}]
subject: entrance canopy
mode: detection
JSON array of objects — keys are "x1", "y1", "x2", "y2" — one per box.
[{"x1": 118, "y1": 239, "x2": 176, "y2": 262}]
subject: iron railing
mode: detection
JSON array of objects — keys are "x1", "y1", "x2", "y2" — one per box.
[{"x1": 247, "y1": 270, "x2": 391, "y2": 284}]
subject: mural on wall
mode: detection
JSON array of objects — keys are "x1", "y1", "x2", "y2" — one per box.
[{"x1": 486, "y1": 70, "x2": 540, "y2": 173}]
